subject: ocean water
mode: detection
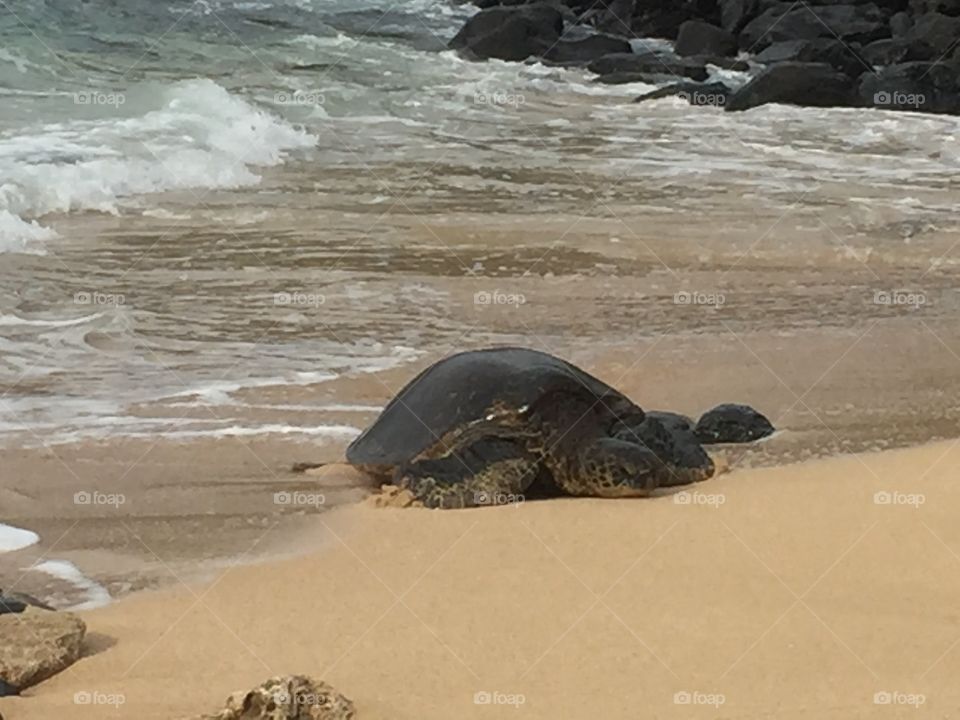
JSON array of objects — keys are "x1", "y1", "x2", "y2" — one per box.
[{"x1": 1, "y1": 0, "x2": 960, "y2": 446}]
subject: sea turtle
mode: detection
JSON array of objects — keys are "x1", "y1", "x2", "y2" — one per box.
[{"x1": 346, "y1": 347, "x2": 713, "y2": 508}]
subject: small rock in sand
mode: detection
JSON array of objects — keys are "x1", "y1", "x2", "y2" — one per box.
[
  {"x1": 1, "y1": 589, "x2": 55, "y2": 612},
  {"x1": 0, "y1": 607, "x2": 86, "y2": 689},
  {"x1": 192, "y1": 675, "x2": 355, "y2": 720}
]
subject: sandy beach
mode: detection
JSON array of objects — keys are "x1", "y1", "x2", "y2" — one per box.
[
  {"x1": 4, "y1": 2, "x2": 960, "y2": 717},
  {"x1": 4, "y1": 439, "x2": 959, "y2": 719}
]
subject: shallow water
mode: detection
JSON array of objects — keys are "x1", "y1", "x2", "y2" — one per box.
[{"x1": 1, "y1": 0, "x2": 959, "y2": 447}]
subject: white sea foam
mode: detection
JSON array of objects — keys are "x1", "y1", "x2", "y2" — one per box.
[
  {"x1": 0, "y1": 79, "x2": 316, "y2": 250},
  {"x1": 161, "y1": 371, "x2": 339, "y2": 405},
  {"x1": 69, "y1": 423, "x2": 363, "y2": 441},
  {"x1": 0, "y1": 311, "x2": 103, "y2": 328},
  {"x1": 0, "y1": 524, "x2": 39, "y2": 553},
  {"x1": 31, "y1": 560, "x2": 112, "y2": 610},
  {"x1": 0, "y1": 209, "x2": 55, "y2": 253}
]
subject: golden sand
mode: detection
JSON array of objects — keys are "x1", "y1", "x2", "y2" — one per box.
[{"x1": 4, "y1": 440, "x2": 960, "y2": 719}]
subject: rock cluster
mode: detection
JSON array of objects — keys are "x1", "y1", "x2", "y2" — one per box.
[{"x1": 449, "y1": 0, "x2": 960, "y2": 113}]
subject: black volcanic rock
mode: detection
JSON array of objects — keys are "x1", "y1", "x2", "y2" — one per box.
[
  {"x1": 739, "y1": 3, "x2": 890, "y2": 52},
  {"x1": 726, "y1": 62, "x2": 858, "y2": 111},
  {"x1": 675, "y1": 19, "x2": 738, "y2": 56},
  {"x1": 545, "y1": 33, "x2": 632, "y2": 63},
  {"x1": 449, "y1": 3, "x2": 564, "y2": 61},
  {"x1": 905, "y1": 11, "x2": 960, "y2": 57},
  {"x1": 719, "y1": 0, "x2": 760, "y2": 34}
]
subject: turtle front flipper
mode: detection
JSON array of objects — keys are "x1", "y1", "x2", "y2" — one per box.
[
  {"x1": 397, "y1": 437, "x2": 541, "y2": 509},
  {"x1": 612, "y1": 415, "x2": 716, "y2": 487},
  {"x1": 549, "y1": 438, "x2": 663, "y2": 498}
]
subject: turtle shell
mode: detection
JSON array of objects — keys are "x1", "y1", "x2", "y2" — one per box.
[{"x1": 346, "y1": 347, "x2": 643, "y2": 471}]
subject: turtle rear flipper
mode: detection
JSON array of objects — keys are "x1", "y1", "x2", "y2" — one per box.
[{"x1": 398, "y1": 437, "x2": 541, "y2": 509}]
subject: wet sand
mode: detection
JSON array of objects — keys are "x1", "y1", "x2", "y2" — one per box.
[
  {"x1": 4, "y1": 318, "x2": 960, "y2": 607},
  {"x1": 5, "y1": 440, "x2": 960, "y2": 719}
]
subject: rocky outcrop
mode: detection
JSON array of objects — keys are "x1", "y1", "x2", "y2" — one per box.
[
  {"x1": 0, "y1": 679, "x2": 18, "y2": 697},
  {"x1": 725, "y1": 62, "x2": 858, "y2": 111},
  {"x1": 447, "y1": 0, "x2": 960, "y2": 115},
  {"x1": 191, "y1": 676, "x2": 356, "y2": 720},
  {"x1": 448, "y1": 3, "x2": 564, "y2": 61},
  {"x1": 695, "y1": 404, "x2": 776, "y2": 444},
  {"x1": 0, "y1": 608, "x2": 86, "y2": 690}
]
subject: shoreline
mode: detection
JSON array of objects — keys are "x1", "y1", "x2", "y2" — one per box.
[
  {"x1": 4, "y1": 320, "x2": 960, "y2": 609},
  {"x1": 4, "y1": 437, "x2": 959, "y2": 719}
]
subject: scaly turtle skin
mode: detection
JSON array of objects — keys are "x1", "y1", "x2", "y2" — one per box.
[
  {"x1": 613, "y1": 411, "x2": 716, "y2": 486},
  {"x1": 346, "y1": 347, "x2": 713, "y2": 508}
]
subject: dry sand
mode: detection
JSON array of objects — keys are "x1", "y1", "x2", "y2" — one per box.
[{"x1": 4, "y1": 440, "x2": 960, "y2": 719}]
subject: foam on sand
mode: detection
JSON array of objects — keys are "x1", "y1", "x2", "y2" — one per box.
[
  {"x1": 30, "y1": 560, "x2": 112, "y2": 611},
  {"x1": 0, "y1": 523, "x2": 39, "y2": 553}
]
